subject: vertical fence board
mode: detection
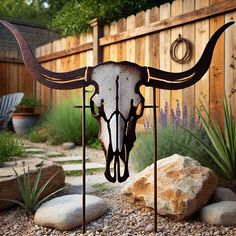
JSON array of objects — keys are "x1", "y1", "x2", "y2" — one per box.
[
  {"x1": 182, "y1": 0, "x2": 195, "y2": 116},
  {"x1": 126, "y1": 15, "x2": 136, "y2": 62},
  {"x1": 159, "y1": 3, "x2": 171, "y2": 113},
  {"x1": 210, "y1": 0, "x2": 225, "y2": 125},
  {"x1": 103, "y1": 25, "x2": 110, "y2": 62},
  {"x1": 144, "y1": 9, "x2": 152, "y2": 125},
  {"x1": 150, "y1": 7, "x2": 159, "y2": 23},
  {"x1": 195, "y1": 0, "x2": 210, "y2": 114},
  {"x1": 117, "y1": 18, "x2": 127, "y2": 61},
  {"x1": 110, "y1": 22, "x2": 118, "y2": 61},
  {"x1": 42, "y1": 43, "x2": 52, "y2": 107},
  {"x1": 135, "y1": 12, "x2": 146, "y2": 123},
  {"x1": 35, "y1": 46, "x2": 41, "y2": 100},
  {"x1": 18, "y1": 64, "x2": 33, "y2": 96},
  {"x1": 225, "y1": 12, "x2": 236, "y2": 116},
  {"x1": 147, "y1": 7, "x2": 160, "y2": 125},
  {"x1": 170, "y1": 0, "x2": 183, "y2": 115}
]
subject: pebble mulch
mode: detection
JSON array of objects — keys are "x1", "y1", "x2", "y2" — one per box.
[{"x1": 0, "y1": 187, "x2": 235, "y2": 236}]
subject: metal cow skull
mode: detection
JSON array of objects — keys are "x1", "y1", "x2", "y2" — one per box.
[
  {"x1": 0, "y1": 20, "x2": 234, "y2": 182},
  {"x1": 88, "y1": 63, "x2": 146, "y2": 182}
]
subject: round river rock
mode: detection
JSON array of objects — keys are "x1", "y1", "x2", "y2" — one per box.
[{"x1": 34, "y1": 194, "x2": 108, "y2": 230}]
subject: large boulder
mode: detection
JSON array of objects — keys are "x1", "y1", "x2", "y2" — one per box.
[
  {"x1": 123, "y1": 154, "x2": 217, "y2": 220},
  {"x1": 34, "y1": 194, "x2": 108, "y2": 230},
  {"x1": 200, "y1": 201, "x2": 236, "y2": 226},
  {"x1": 0, "y1": 158, "x2": 65, "y2": 210}
]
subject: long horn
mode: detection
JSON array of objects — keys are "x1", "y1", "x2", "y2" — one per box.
[
  {"x1": 0, "y1": 20, "x2": 88, "y2": 90},
  {"x1": 147, "y1": 21, "x2": 234, "y2": 90}
]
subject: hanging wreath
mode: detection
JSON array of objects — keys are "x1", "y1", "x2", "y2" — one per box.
[{"x1": 170, "y1": 34, "x2": 192, "y2": 64}]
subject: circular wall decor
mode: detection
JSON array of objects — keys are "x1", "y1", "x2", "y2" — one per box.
[{"x1": 170, "y1": 34, "x2": 192, "y2": 64}]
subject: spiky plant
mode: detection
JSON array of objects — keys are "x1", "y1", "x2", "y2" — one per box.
[{"x1": 1, "y1": 165, "x2": 65, "y2": 215}]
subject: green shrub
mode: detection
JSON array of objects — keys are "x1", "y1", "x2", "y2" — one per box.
[
  {"x1": 27, "y1": 95, "x2": 99, "y2": 145},
  {"x1": 131, "y1": 125, "x2": 209, "y2": 172},
  {"x1": 1, "y1": 165, "x2": 65, "y2": 215},
  {"x1": 51, "y1": 0, "x2": 174, "y2": 35},
  {"x1": 0, "y1": 132, "x2": 24, "y2": 165},
  {"x1": 87, "y1": 138, "x2": 102, "y2": 150},
  {"x1": 131, "y1": 101, "x2": 211, "y2": 171},
  {"x1": 26, "y1": 123, "x2": 48, "y2": 143},
  {"x1": 18, "y1": 96, "x2": 41, "y2": 109},
  {"x1": 183, "y1": 97, "x2": 236, "y2": 183}
]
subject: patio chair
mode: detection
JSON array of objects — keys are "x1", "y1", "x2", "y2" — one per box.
[{"x1": 0, "y1": 92, "x2": 24, "y2": 130}]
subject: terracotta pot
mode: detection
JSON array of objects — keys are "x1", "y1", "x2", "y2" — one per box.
[
  {"x1": 15, "y1": 107, "x2": 35, "y2": 113},
  {"x1": 12, "y1": 113, "x2": 40, "y2": 134}
]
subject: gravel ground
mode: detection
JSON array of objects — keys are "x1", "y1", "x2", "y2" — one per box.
[
  {"x1": 1, "y1": 140, "x2": 236, "y2": 235},
  {"x1": 0, "y1": 187, "x2": 236, "y2": 236}
]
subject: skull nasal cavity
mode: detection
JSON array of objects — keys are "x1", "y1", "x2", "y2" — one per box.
[{"x1": 110, "y1": 113, "x2": 125, "y2": 152}]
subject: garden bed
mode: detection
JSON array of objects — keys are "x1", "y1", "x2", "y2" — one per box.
[{"x1": 0, "y1": 187, "x2": 235, "y2": 236}]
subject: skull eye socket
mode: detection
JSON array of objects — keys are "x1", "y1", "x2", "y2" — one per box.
[
  {"x1": 136, "y1": 102, "x2": 144, "y2": 117},
  {"x1": 90, "y1": 100, "x2": 99, "y2": 117}
]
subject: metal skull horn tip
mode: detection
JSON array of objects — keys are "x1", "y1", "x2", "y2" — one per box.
[{"x1": 0, "y1": 20, "x2": 234, "y2": 183}]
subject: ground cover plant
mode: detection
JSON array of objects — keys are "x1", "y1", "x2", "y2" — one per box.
[
  {"x1": 0, "y1": 131, "x2": 24, "y2": 166},
  {"x1": 131, "y1": 102, "x2": 209, "y2": 171},
  {"x1": 27, "y1": 94, "x2": 99, "y2": 146}
]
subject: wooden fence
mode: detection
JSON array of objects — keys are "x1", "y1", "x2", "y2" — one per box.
[
  {"x1": 35, "y1": 0, "x2": 236, "y2": 125},
  {"x1": 0, "y1": 50, "x2": 33, "y2": 97}
]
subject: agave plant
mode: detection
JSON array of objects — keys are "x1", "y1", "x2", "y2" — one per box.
[
  {"x1": 181, "y1": 97, "x2": 236, "y2": 183},
  {"x1": 1, "y1": 165, "x2": 65, "y2": 215}
]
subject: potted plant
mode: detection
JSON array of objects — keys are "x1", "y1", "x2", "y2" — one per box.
[
  {"x1": 12, "y1": 96, "x2": 41, "y2": 134},
  {"x1": 16, "y1": 96, "x2": 41, "y2": 113}
]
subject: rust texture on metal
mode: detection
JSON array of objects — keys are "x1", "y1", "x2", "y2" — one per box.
[
  {"x1": 0, "y1": 20, "x2": 234, "y2": 184},
  {"x1": 82, "y1": 86, "x2": 86, "y2": 234},
  {"x1": 153, "y1": 87, "x2": 158, "y2": 232},
  {"x1": 87, "y1": 62, "x2": 147, "y2": 182}
]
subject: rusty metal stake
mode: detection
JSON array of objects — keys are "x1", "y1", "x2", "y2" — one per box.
[
  {"x1": 82, "y1": 86, "x2": 86, "y2": 234},
  {"x1": 153, "y1": 87, "x2": 157, "y2": 233}
]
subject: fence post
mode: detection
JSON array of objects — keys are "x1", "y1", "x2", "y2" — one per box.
[{"x1": 90, "y1": 18, "x2": 103, "y2": 65}]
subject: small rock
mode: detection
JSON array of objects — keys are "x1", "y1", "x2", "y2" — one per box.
[
  {"x1": 34, "y1": 194, "x2": 108, "y2": 230},
  {"x1": 36, "y1": 232, "x2": 42, "y2": 236},
  {"x1": 13, "y1": 224, "x2": 18, "y2": 230},
  {"x1": 145, "y1": 224, "x2": 154, "y2": 232},
  {"x1": 103, "y1": 226, "x2": 109, "y2": 231},
  {"x1": 62, "y1": 142, "x2": 76, "y2": 150},
  {"x1": 68, "y1": 233, "x2": 76, "y2": 236},
  {"x1": 200, "y1": 201, "x2": 236, "y2": 226},
  {"x1": 211, "y1": 187, "x2": 236, "y2": 203}
]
